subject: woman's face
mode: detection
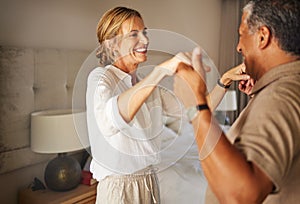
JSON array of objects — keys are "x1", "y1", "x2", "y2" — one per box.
[{"x1": 115, "y1": 17, "x2": 149, "y2": 70}]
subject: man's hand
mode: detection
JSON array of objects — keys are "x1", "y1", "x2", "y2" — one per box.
[
  {"x1": 220, "y1": 63, "x2": 249, "y2": 86},
  {"x1": 174, "y1": 47, "x2": 208, "y2": 108},
  {"x1": 220, "y1": 63, "x2": 255, "y2": 95},
  {"x1": 239, "y1": 78, "x2": 255, "y2": 95}
]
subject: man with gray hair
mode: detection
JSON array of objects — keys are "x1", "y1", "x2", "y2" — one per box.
[{"x1": 174, "y1": 0, "x2": 300, "y2": 203}]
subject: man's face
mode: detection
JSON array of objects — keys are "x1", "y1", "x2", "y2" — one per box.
[{"x1": 236, "y1": 12, "x2": 259, "y2": 79}]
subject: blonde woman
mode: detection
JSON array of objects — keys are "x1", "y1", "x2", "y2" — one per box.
[{"x1": 86, "y1": 6, "x2": 249, "y2": 204}]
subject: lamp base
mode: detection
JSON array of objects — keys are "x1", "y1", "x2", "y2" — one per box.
[
  {"x1": 215, "y1": 111, "x2": 231, "y2": 125},
  {"x1": 44, "y1": 153, "x2": 81, "y2": 191}
]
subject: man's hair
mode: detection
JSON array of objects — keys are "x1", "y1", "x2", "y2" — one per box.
[{"x1": 244, "y1": 0, "x2": 300, "y2": 56}]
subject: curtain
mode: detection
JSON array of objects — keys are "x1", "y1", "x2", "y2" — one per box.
[{"x1": 218, "y1": 0, "x2": 250, "y2": 123}]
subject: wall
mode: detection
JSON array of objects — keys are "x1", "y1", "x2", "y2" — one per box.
[
  {"x1": 0, "y1": 46, "x2": 90, "y2": 204},
  {"x1": 0, "y1": 0, "x2": 221, "y2": 64},
  {"x1": 0, "y1": 0, "x2": 222, "y2": 203}
]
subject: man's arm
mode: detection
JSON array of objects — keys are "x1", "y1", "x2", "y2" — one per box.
[{"x1": 174, "y1": 47, "x2": 273, "y2": 203}]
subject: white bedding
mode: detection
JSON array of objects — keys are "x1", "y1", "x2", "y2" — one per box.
[{"x1": 156, "y1": 122, "x2": 207, "y2": 204}]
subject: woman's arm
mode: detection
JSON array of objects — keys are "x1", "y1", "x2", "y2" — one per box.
[
  {"x1": 206, "y1": 64, "x2": 250, "y2": 111},
  {"x1": 117, "y1": 53, "x2": 190, "y2": 123}
]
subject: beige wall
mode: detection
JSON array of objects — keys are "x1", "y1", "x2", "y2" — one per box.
[
  {"x1": 0, "y1": 0, "x2": 221, "y2": 64},
  {"x1": 0, "y1": 0, "x2": 223, "y2": 203}
]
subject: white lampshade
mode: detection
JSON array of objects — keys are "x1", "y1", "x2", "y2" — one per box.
[
  {"x1": 216, "y1": 90, "x2": 237, "y2": 111},
  {"x1": 30, "y1": 109, "x2": 87, "y2": 153}
]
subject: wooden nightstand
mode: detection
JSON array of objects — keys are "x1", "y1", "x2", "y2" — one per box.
[{"x1": 19, "y1": 183, "x2": 97, "y2": 204}]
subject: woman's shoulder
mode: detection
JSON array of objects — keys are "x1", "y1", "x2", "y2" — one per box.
[
  {"x1": 88, "y1": 65, "x2": 116, "y2": 79},
  {"x1": 88, "y1": 65, "x2": 121, "y2": 87}
]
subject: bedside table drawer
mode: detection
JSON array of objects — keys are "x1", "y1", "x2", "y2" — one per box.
[{"x1": 19, "y1": 184, "x2": 97, "y2": 204}]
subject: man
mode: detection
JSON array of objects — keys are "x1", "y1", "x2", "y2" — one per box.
[{"x1": 174, "y1": 0, "x2": 300, "y2": 203}]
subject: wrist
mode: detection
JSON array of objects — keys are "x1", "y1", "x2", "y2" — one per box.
[
  {"x1": 186, "y1": 103, "x2": 210, "y2": 122},
  {"x1": 218, "y1": 78, "x2": 231, "y2": 89},
  {"x1": 195, "y1": 95, "x2": 207, "y2": 105},
  {"x1": 151, "y1": 68, "x2": 167, "y2": 82}
]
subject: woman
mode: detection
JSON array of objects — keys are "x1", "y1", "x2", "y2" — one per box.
[{"x1": 86, "y1": 6, "x2": 249, "y2": 204}]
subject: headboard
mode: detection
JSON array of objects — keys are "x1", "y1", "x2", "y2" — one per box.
[{"x1": 0, "y1": 46, "x2": 90, "y2": 174}]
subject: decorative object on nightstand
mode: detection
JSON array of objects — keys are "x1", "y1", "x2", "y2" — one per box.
[
  {"x1": 81, "y1": 156, "x2": 97, "y2": 186},
  {"x1": 31, "y1": 109, "x2": 88, "y2": 191},
  {"x1": 215, "y1": 90, "x2": 237, "y2": 127}
]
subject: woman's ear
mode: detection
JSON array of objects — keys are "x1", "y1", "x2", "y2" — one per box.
[{"x1": 258, "y1": 26, "x2": 271, "y2": 49}]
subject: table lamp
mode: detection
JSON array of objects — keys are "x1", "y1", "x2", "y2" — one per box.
[
  {"x1": 30, "y1": 109, "x2": 87, "y2": 191},
  {"x1": 215, "y1": 90, "x2": 237, "y2": 125}
]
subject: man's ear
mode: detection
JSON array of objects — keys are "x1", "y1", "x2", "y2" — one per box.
[{"x1": 258, "y1": 26, "x2": 271, "y2": 49}]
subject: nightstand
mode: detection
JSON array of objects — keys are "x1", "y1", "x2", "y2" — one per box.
[{"x1": 19, "y1": 183, "x2": 97, "y2": 204}]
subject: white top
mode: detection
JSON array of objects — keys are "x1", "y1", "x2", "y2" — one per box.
[{"x1": 86, "y1": 65, "x2": 185, "y2": 180}]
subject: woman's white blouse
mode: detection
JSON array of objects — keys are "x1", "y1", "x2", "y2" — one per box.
[{"x1": 86, "y1": 65, "x2": 184, "y2": 180}]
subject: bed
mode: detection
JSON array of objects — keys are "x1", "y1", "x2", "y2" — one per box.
[{"x1": 157, "y1": 121, "x2": 207, "y2": 204}]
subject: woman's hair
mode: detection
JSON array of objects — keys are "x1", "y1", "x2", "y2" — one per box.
[
  {"x1": 243, "y1": 0, "x2": 300, "y2": 56},
  {"x1": 96, "y1": 7, "x2": 142, "y2": 65}
]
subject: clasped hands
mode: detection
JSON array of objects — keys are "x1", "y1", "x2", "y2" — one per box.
[
  {"x1": 155, "y1": 47, "x2": 212, "y2": 108},
  {"x1": 156, "y1": 47, "x2": 253, "y2": 109},
  {"x1": 173, "y1": 47, "x2": 208, "y2": 108}
]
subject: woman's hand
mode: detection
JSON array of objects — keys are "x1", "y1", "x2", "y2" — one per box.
[
  {"x1": 220, "y1": 63, "x2": 256, "y2": 95},
  {"x1": 220, "y1": 63, "x2": 250, "y2": 87},
  {"x1": 155, "y1": 52, "x2": 192, "y2": 76}
]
